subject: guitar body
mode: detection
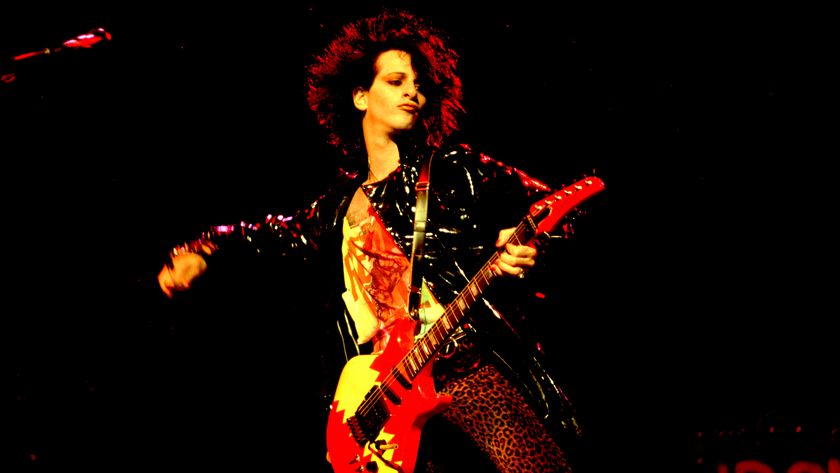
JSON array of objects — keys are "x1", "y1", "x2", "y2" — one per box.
[{"x1": 327, "y1": 318, "x2": 451, "y2": 473}]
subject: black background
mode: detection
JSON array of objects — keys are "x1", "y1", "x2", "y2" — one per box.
[{"x1": 3, "y1": 2, "x2": 835, "y2": 471}]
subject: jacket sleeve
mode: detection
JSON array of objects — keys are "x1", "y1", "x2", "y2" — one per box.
[{"x1": 167, "y1": 198, "x2": 325, "y2": 264}]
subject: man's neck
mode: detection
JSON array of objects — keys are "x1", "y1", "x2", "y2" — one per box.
[{"x1": 364, "y1": 135, "x2": 401, "y2": 183}]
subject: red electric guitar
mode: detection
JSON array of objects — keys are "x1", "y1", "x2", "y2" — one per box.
[{"x1": 326, "y1": 176, "x2": 605, "y2": 473}]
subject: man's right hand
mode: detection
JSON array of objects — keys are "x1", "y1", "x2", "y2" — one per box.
[{"x1": 158, "y1": 252, "x2": 209, "y2": 298}]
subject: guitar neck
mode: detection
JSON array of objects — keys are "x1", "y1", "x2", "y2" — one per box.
[{"x1": 398, "y1": 217, "x2": 536, "y2": 380}]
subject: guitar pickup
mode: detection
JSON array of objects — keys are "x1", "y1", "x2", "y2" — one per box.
[
  {"x1": 381, "y1": 384, "x2": 401, "y2": 405},
  {"x1": 391, "y1": 368, "x2": 412, "y2": 390}
]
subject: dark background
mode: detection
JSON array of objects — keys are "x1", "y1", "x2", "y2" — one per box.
[{"x1": 3, "y1": 2, "x2": 835, "y2": 471}]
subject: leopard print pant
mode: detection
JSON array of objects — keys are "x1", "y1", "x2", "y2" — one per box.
[{"x1": 417, "y1": 363, "x2": 572, "y2": 473}]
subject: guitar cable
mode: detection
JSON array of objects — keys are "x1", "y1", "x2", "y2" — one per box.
[{"x1": 368, "y1": 440, "x2": 405, "y2": 472}]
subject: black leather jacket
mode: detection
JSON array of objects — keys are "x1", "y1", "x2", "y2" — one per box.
[{"x1": 191, "y1": 143, "x2": 581, "y2": 441}]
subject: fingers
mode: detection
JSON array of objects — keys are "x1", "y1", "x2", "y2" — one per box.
[
  {"x1": 170, "y1": 240, "x2": 218, "y2": 258},
  {"x1": 496, "y1": 228, "x2": 537, "y2": 255},
  {"x1": 505, "y1": 242, "x2": 537, "y2": 259},
  {"x1": 493, "y1": 228, "x2": 539, "y2": 278},
  {"x1": 200, "y1": 241, "x2": 219, "y2": 255},
  {"x1": 490, "y1": 260, "x2": 528, "y2": 277},
  {"x1": 491, "y1": 244, "x2": 536, "y2": 277},
  {"x1": 496, "y1": 228, "x2": 516, "y2": 247},
  {"x1": 495, "y1": 251, "x2": 535, "y2": 273}
]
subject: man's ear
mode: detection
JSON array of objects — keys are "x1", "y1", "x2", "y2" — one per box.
[{"x1": 352, "y1": 87, "x2": 368, "y2": 111}]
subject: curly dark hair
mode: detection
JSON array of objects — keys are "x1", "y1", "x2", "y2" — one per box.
[{"x1": 306, "y1": 10, "x2": 464, "y2": 157}]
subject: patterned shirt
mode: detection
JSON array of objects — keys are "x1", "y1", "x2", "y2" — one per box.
[{"x1": 341, "y1": 187, "x2": 442, "y2": 352}]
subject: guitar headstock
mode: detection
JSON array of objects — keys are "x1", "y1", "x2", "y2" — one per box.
[{"x1": 529, "y1": 176, "x2": 605, "y2": 236}]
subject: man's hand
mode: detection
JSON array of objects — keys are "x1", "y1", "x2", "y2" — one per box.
[
  {"x1": 491, "y1": 227, "x2": 537, "y2": 278},
  {"x1": 157, "y1": 241, "x2": 217, "y2": 297}
]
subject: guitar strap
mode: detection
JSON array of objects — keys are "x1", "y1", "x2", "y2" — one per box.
[{"x1": 407, "y1": 153, "x2": 433, "y2": 320}]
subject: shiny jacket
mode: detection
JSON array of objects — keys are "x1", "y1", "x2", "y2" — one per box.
[{"x1": 192, "y1": 143, "x2": 581, "y2": 441}]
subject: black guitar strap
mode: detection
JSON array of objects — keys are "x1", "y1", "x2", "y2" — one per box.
[{"x1": 408, "y1": 154, "x2": 433, "y2": 320}]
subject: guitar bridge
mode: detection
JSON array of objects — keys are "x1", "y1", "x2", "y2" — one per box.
[{"x1": 347, "y1": 386, "x2": 392, "y2": 445}]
